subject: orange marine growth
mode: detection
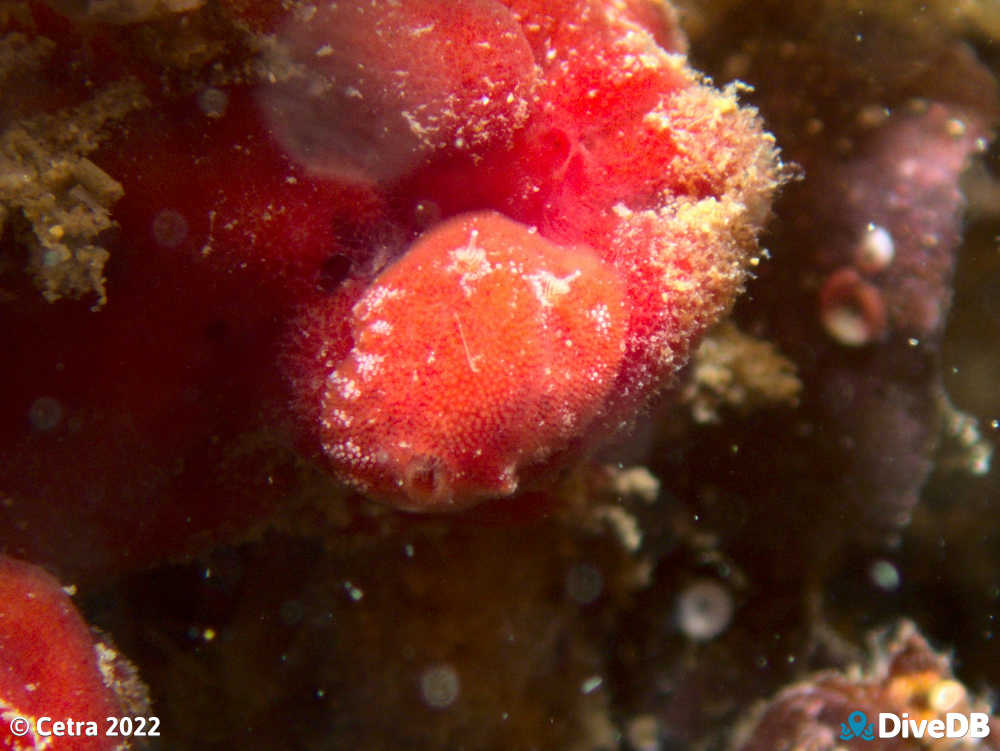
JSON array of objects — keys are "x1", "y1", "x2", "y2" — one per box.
[{"x1": 317, "y1": 211, "x2": 628, "y2": 510}]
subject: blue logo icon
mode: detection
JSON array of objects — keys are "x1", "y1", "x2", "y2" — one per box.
[{"x1": 840, "y1": 711, "x2": 875, "y2": 741}]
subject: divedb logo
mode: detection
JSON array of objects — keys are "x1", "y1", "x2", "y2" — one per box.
[{"x1": 840, "y1": 710, "x2": 991, "y2": 741}]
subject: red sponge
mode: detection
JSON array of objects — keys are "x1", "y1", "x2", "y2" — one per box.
[{"x1": 0, "y1": 555, "x2": 146, "y2": 750}]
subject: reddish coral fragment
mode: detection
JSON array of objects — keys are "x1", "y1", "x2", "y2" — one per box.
[
  {"x1": 0, "y1": 555, "x2": 145, "y2": 751},
  {"x1": 735, "y1": 622, "x2": 997, "y2": 751}
]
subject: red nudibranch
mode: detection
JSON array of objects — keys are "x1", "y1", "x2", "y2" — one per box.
[
  {"x1": 312, "y1": 211, "x2": 628, "y2": 508},
  {"x1": 279, "y1": 0, "x2": 783, "y2": 509}
]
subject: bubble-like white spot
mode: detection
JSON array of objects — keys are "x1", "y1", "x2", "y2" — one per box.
[
  {"x1": 419, "y1": 664, "x2": 460, "y2": 709},
  {"x1": 152, "y1": 209, "x2": 189, "y2": 248},
  {"x1": 344, "y1": 581, "x2": 364, "y2": 601},
  {"x1": 565, "y1": 562, "x2": 604, "y2": 605},
  {"x1": 28, "y1": 396, "x2": 62, "y2": 431},
  {"x1": 855, "y1": 223, "x2": 894, "y2": 272},
  {"x1": 676, "y1": 579, "x2": 733, "y2": 641},
  {"x1": 198, "y1": 87, "x2": 229, "y2": 118},
  {"x1": 869, "y1": 559, "x2": 900, "y2": 591}
]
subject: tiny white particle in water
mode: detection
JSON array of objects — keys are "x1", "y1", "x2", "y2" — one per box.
[
  {"x1": 198, "y1": 87, "x2": 229, "y2": 118},
  {"x1": 565, "y1": 562, "x2": 604, "y2": 605},
  {"x1": 152, "y1": 209, "x2": 189, "y2": 248},
  {"x1": 856, "y1": 223, "x2": 894, "y2": 272},
  {"x1": 28, "y1": 396, "x2": 62, "y2": 431},
  {"x1": 676, "y1": 579, "x2": 734, "y2": 641},
  {"x1": 344, "y1": 581, "x2": 364, "y2": 601},
  {"x1": 869, "y1": 559, "x2": 900, "y2": 591},
  {"x1": 420, "y1": 664, "x2": 460, "y2": 709}
]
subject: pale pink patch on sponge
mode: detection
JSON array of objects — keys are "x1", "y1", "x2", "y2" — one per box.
[
  {"x1": 259, "y1": 0, "x2": 536, "y2": 183},
  {"x1": 317, "y1": 212, "x2": 627, "y2": 510}
]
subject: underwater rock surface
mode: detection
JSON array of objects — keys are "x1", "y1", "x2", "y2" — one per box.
[{"x1": 1, "y1": 0, "x2": 999, "y2": 749}]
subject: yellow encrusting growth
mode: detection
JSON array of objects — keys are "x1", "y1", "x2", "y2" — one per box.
[
  {"x1": 0, "y1": 67, "x2": 147, "y2": 308},
  {"x1": 682, "y1": 322, "x2": 802, "y2": 423}
]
